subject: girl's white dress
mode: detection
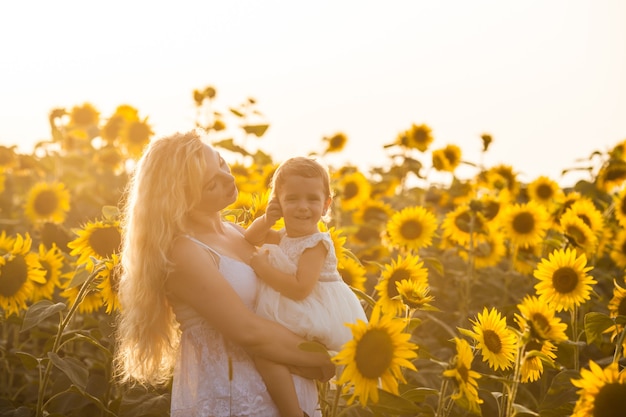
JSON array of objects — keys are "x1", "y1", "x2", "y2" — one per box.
[
  {"x1": 170, "y1": 235, "x2": 319, "y2": 417},
  {"x1": 256, "y1": 231, "x2": 367, "y2": 352}
]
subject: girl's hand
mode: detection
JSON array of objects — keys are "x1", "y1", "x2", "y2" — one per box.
[
  {"x1": 249, "y1": 247, "x2": 271, "y2": 275},
  {"x1": 264, "y1": 198, "x2": 282, "y2": 225}
]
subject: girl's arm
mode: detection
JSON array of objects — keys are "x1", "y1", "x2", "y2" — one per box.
[
  {"x1": 166, "y1": 237, "x2": 332, "y2": 371},
  {"x1": 244, "y1": 198, "x2": 282, "y2": 246},
  {"x1": 250, "y1": 241, "x2": 326, "y2": 301}
]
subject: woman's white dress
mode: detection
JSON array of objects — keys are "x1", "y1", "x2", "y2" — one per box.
[
  {"x1": 170, "y1": 236, "x2": 319, "y2": 417},
  {"x1": 256, "y1": 231, "x2": 367, "y2": 353}
]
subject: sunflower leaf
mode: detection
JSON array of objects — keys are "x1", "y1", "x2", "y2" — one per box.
[
  {"x1": 48, "y1": 352, "x2": 88, "y2": 390},
  {"x1": 242, "y1": 124, "x2": 269, "y2": 137},
  {"x1": 584, "y1": 311, "x2": 614, "y2": 346},
  {"x1": 367, "y1": 388, "x2": 420, "y2": 414},
  {"x1": 14, "y1": 351, "x2": 40, "y2": 369},
  {"x1": 20, "y1": 300, "x2": 66, "y2": 332}
]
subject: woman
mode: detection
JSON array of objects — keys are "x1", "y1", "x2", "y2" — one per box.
[{"x1": 114, "y1": 130, "x2": 332, "y2": 417}]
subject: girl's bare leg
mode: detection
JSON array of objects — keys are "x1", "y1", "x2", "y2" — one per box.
[{"x1": 254, "y1": 356, "x2": 304, "y2": 417}]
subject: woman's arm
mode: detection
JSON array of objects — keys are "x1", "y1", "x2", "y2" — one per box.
[
  {"x1": 166, "y1": 237, "x2": 331, "y2": 370},
  {"x1": 251, "y1": 242, "x2": 326, "y2": 301}
]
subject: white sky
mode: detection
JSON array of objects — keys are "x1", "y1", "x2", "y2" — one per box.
[{"x1": 1, "y1": 0, "x2": 625, "y2": 186}]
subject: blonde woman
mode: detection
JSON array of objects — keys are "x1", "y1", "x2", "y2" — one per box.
[{"x1": 115, "y1": 130, "x2": 332, "y2": 417}]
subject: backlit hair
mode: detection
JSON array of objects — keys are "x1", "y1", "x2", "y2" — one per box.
[
  {"x1": 270, "y1": 156, "x2": 332, "y2": 200},
  {"x1": 115, "y1": 130, "x2": 208, "y2": 386}
]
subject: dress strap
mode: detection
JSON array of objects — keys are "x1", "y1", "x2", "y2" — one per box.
[{"x1": 184, "y1": 235, "x2": 220, "y2": 266}]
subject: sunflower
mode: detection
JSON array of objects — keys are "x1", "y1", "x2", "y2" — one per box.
[
  {"x1": 480, "y1": 164, "x2": 519, "y2": 199},
  {"x1": 514, "y1": 295, "x2": 568, "y2": 343},
  {"x1": 375, "y1": 255, "x2": 429, "y2": 315},
  {"x1": 512, "y1": 243, "x2": 542, "y2": 275},
  {"x1": 500, "y1": 200, "x2": 551, "y2": 249},
  {"x1": 460, "y1": 307, "x2": 518, "y2": 371},
  {"x1": 567, "y1": 198, "x2": 605, "y2": 236},
  {"x1": 357, "y1": 244, "x2": 391, "y2": 276},
  {"x1": 0, "y1": 231, "x2": 16, "y2": 253},
  {"x1": 320, "y1": 225, "x2": 348, "y2": 265},
  {"x1": 533, "y1": 248, "x2": 596, "y2": 312},
  {"x1": 31, "y1": 244, "x2": 65, "y2": 302},
  {"x1": 385, "y1": 206, "x2": 438, "y2": 252},
  {"x1": 335, "y1": 170, "x2": 372, "y2": 212},
  {"x1": 558, "y1": 210, "x2": 598, "y2": 256},
  {"x1": 442, "y1": 337, "x2": 483, "y2": 414},
  {"x1": 121, "y1": 117, "x2": 154, "y2": 158},
  {"x1": 432, "y1": 144, "x2": 462, "y2": 173},
  {"x1": 96, "y1": 254, "x2": 121, "y2": 314},
  {"x1": 609, "y1": 229, "x2": 626, "y2": 269},
  {"x1": 526, "y1": 176, "x2": 564, "y2": 208},
  {"x1": 323, "y1": 132, "x2": 348, "y2": 154},
  {"x1": 614, "y1": 187, "x2": 626, "y2": 228},
  {"x1": 0, "y1": 145, "x2": 18, "y2": 170},
  {"x1": 597, "y1": 159, "x2": 626, "y2": 192},
  {"x1": 352, "y1": 200, "x2": 393, "y2": 228},
  {"x1": 604, "y1": 280, "x2": 626, "y2": 352},
  {"x1": 67, "y1": 218, "x2": 122, "y2": 268},
  {"x1": 0, "y1": 234, "x2": 46, "y2": 316},
  {"x1": 338, "y1": 257, "x2": 368, "y2": 292},
  {"x1": 395, "y1": 279, "x2": 434, "y2": 311},
  {"x1": 441, "y1": 204, "x2": 489, "y2": 247},
  {"x1": 69, "y1": 102, "x2": 100, "y2": 129},
  {"x1": 571, "y1": 361, "x2": 626, "y2": 417},
  {"x1": 332, "y1": 304, "x2": 418, "y2": 405},
  {"x1": 394, "y1": 123, "x2": 433, "y2": 152},
  {"x1": 459, "y1": 232, "x2": 506, "y2": 269},
  {"x1": 520, "y1": 339, "x2": 557, "y2": 383},
  {"x1": 24, "y1": 181, "x2": 71, "y2": 224}
]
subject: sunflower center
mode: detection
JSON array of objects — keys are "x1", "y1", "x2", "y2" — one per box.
[
  {"x1": 593, "y1": 382, "x2": 626, "y2": 417},
  {"x1": 457, "y1": 364, "x2": 469, "y2": 383},
  {"x1": 482, "y1": 201, "x2": 500, "y2": 220},
  {"x1": 344, "y1": 182, "x2": 359, "y2": 200},
  {"x1": 620, "y1": 198, "x2": 626, "y2": 218},
  {"x1": 530, "y1": 312, "x2": 551, "y2": 339},
  {"x1": 483, "y1": 329, "x2": 502, "y2": 354},
  {"x1": 34, "y1": 190, "x2": 59, "y2": 216},
  {"x1": 400, "y1": 220, "x2": 423, "y2": 240},
  {"x1": 354, "y1": 225, "x2": 379, "y2": 243},
  {"x1": 363, "y1": 207, "x2": 387, "y2": 224},
  {"x1": 566, "y1": 225, "x2": 587, "y2": 245},
  {"x1": 455, "y1": 211, "x2": 484, "y2": 234},
  {"x1": 40, "y1": 260, "x2": 53, "y2": 283},
  {"x1": 552, "y1": 267, "x2": 579, "y2": 294},
  {"x1": 388, "y1": 269, "x2": 411, "y2": 298},
  {"x1": 536, "y1": 184, "x2": 553, "y2": 200},
  {"x1": 512, "y1": 212, "x2": 535, "y2": 234},
  {"x1": 621, "y1": 240, "x2": 626, "y2": 256},
  {"x1": 355, "y1": 328, "x2": 394, "y2": 379},
  {"x1": 88, "y1": 227, "x2": 122, "y2": 258},
  {"x1": 0, "y1": 255, "x2": 28, "y2": 297}
]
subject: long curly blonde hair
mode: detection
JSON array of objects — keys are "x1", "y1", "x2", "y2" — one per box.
[{"x1": 115, "y1": 130, "x2": 208, "y2": 386}]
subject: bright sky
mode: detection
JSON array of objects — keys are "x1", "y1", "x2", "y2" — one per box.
[{"x1": 1, "y1": 0, "x2": 625, "y2": 186}]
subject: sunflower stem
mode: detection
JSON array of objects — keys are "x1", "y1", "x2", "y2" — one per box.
[
  {"x1": 36, "y1": 266, "x2": 100, "y2": 417},
  {"x1": 570, "y1": 306, "x2": 580, "y2": 372},
  {"x1": 612, "y1": 322, "x2": 626, "y2": 364},
  {"x1": 503, "y1": 342, "x2": 524, "y2": 417},
  {"x1": 435, "y1": 377, "x2": 450, "y2": 417}
]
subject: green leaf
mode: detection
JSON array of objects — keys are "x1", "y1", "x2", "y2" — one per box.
[
  {"x1": 242, "y1": 124, "x2": 270, "y2": 137},
  {"x1": 67, "y1": 265, "x2": 91, "y2": 289},
  {"x1": 584, "y1": 312, "x2": 614, "y2": 346},
  {"x1": 298, "y1": 340, "x2": 329, "y2": 355},
  {"x1": 212, "y1": 138, "x2": 251, "y2": 156},
  {"x1": 15, "y1": 351, "x2": 40, "y2": 369},
  {"x1": 367, "y1": 388, "x2": 421, "y2": 414},
  {"x1": 539, "y1": 369, "x2": 579, "y2": 411},
  {"x1": 48, "y1": 352, "x2": 89, "y2": 390},
  {"x1": 20, "y1": 300, "x2": 66, "y2": 332},
  {"x1": 401, "y1": 387, "x2": 438, "y2": 403}
]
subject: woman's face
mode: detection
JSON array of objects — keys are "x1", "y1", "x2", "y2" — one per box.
[{"x1": 193, "y1": 145, "x2": 238, "y2": 214}]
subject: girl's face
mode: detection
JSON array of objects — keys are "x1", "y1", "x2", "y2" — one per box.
[
  {"x1": 192, "y1": 145, "x2": 237, "y2": 214},
  {"x1": 276, "y1": 175, "x2": 330, "y2": 237}
]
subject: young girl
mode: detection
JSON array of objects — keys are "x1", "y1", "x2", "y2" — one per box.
[{"x1": 245, "y1": 156, "x2": 367, "y2": 417}]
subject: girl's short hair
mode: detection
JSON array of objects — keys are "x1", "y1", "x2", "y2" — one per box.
[{"x1": 270, "y1": 156, "x2": 332, "y2": 200}]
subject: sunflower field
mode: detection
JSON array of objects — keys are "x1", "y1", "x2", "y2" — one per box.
[{"x1": 1, "y1": 86, "x2": 626, "y2": 417}]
